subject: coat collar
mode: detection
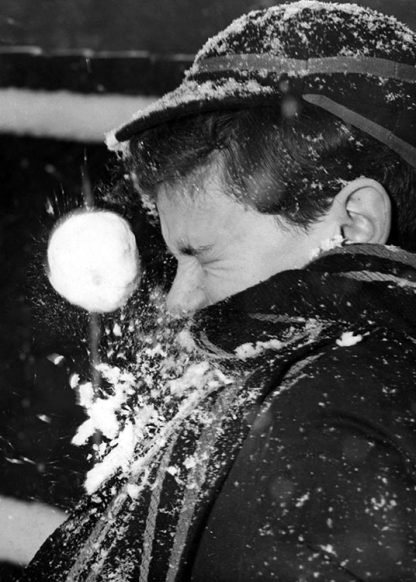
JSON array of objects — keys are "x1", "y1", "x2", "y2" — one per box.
[{"x1": 192, "y1": 244, "x2": 416, "y2": 359}]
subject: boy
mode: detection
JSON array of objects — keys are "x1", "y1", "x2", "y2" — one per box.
[{"x1": 23, "y1": 2, "x2": 416, "y2": 580}]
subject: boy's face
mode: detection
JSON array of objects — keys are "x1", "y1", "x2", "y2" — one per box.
[{"x1": 156, "y1": 169, "x2": 340, "y2": 314}]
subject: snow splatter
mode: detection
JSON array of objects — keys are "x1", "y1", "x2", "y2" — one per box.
[
  {"x1": 126, "y1": 483, "x2": 141, "y2": 499},
  {"x1": 71, "y1": 289, "x2": 240, "y2": 494},
  {"x1": 310, "y1": 235, "x2": 345, "y2": 260},
  {"x1": 69, "y1": 373, "x2": 80, "y2": 389}
]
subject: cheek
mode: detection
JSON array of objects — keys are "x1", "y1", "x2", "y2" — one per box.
[
  {"x1": 203, "y1": 259, "x2": 251, "y2": 303},
  {"x1": 203, "y1": 249, "x2": 283, "y2": 302}
]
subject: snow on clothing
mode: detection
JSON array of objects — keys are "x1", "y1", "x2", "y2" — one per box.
[{"x1": 22, "y1": 244, "x2": 416, "y2": 581}]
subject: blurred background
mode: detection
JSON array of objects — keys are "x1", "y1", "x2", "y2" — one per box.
[{"x1": 0, "y1": 1, "x2": 415, "y2": 579}]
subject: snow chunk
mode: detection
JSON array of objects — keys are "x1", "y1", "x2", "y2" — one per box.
[
  {"x1": 336, "y1": 331, "x2": 363, "y2": 347},
  {"x1": 77, "y1": 381, "x2": 95, "y2": 408},
  {"x1": 310, "y1": 235, "x2": 345, "y2": 260},
  {"x1": 36, "y1": 414, "x2": 52, "y2": 424},
  {"x1": 84, "y1": 421, "x2": 136, "y2": 494},
  {"x1": 72, "y1": 418, "x2": 95, "y2": 446},
  {"x1": 105, "y1": 131, "x2": 131, "y2": 155},
  {"x1": 126, "y1": 483, "x2": 141, "y2": 499},
  {"x1": 176, "y1": 329, "x2": 196, "y2": 351},
  {"x1": 168, "y1": 362, "x2": 210, "y2": 395},
  {"x1": 235, "y1": 338, "x2": 283, "y2": 359},
  {"x1": 69, "y1": 373, "x2": 80, "y2": 389},
  {"x1": 47, "y1": 353, "x2": 65, "y2": 366}
]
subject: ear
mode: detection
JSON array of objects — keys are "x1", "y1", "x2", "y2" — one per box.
[{"x1": 334, "y1": 178, "x2": 392, "y2": 244}]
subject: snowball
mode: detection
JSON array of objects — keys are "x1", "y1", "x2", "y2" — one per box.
[{"x1": 47, "y1": 210, "x2": 140, "y2": 312}]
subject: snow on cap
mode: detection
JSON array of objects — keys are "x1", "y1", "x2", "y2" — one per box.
[{"x1": 108, "y1": 1, "x2": 416, "y2": 167}]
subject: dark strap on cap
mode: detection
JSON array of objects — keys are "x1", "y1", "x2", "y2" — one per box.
[
  {"x1": 196, "y1": 54, "x2": 416, "y2": 82},
  {"x1": 195, "y1": 54, "x2": 416, "y2": 167},
  {"x1": 304, "y1": 94, "x2": 416, "y2": 168}
]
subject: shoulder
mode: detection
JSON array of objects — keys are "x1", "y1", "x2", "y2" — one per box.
[
  {"x1": 264, "y1": 326, "x2": 416, "y2": 428},
  {"x1": 194, "y1": 328, "x2": 416, "y2": 580},
  {"x1": 245, "y1": 326, "x2": 416, "y2": 509}
]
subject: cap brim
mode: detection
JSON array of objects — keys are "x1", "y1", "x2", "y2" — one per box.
[
  {"x1": 110, "y1": 69, "x2": 416, "y2": 168},
  {"x1": 113, "y1": 77, "x2": 279, "y2": 143}
]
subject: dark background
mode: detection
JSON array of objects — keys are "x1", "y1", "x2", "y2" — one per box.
[
  {"x1": 1, "y1": 0, "x2": 415, "y2": 53},
  {"x1": 0, "y1": 1, "x2": 415, "y2": 579}
]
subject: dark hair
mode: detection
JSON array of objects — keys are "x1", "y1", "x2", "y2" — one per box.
[{"x1": 128, "y1": 103, "x2": 416, "y2": 250}]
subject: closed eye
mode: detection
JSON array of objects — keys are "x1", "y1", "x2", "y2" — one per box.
[
  {"x1": 180, "y1": 245, "x2": 197, "y2": 257},
  {"x1": 178, "y1": 243, "x2": 214, "y2": 257}
]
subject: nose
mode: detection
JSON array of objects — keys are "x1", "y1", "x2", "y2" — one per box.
[{"x1": 166, "y1": 261, "x2": 207, "y2": 315}]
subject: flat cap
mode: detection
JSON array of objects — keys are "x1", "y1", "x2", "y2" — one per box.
[{"x1": 107, "y1": 1, "x2": 416, "y2": 167}]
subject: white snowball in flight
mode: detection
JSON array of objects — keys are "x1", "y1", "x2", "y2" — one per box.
[{"x1": 47, "y1": 210, "x2": 140, "y2": 312}]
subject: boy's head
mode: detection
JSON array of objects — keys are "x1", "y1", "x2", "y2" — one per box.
[{"x1": 107, "y1": 2, "x2": 416, "y2": 311}]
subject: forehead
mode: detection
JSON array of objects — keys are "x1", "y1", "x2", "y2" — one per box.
[{"x1": 155, "y1": 169, "x2": 246, "y2": 245}]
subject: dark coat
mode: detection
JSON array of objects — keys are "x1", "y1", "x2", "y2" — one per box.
[{"x1": 22, "y1": 244, "x2": 416, "y2": 581}]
